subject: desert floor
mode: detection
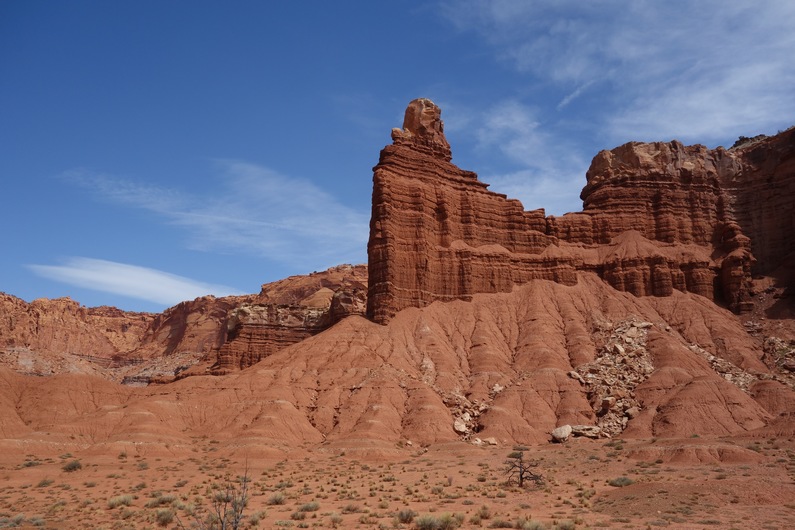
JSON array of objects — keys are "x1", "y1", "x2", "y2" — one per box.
[{"x1": 1, "y1": 435, "x2": 794, "y2": 529}]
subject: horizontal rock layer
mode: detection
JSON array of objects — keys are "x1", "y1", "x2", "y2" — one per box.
[
  {"x1": 367, "y1": 100, "x2": 794, "y2": 323},
  {"x1": 0, "y1": 265, "x2": 367, "y2": 381}
]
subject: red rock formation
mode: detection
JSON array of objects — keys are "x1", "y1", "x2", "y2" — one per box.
[
  {"x1": 570, "y1": 140, "x2": 758, "y2": 311},
  {"x1": 211, "y1": 305, "x2": 329, "y2": 374},
  {"x1": 2, "y1": 275, "x2": 789, "y2": 446},
  {"x1": 0, "y1": 265, "x2": 367, "y2": 381},
  {"x1": 367, "y1": 99, "x2": 567, "y2": 324},
  {"x1": 211, "y1": 264, "x2": 367, "y2": 374},
  {"x1": 0, "y1": 98, "x2": 793, "y2": 447},
  {"x1": 0, "y1": 294, "x2": 154, "y2": 376},
  {"x1": 367, "y1": 100, "x2": 794, "y2": 323}
]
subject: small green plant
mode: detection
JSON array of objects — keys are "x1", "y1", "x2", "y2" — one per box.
[
  {"x1": 249, "y1": 510, "x2": 266, "y2": 525},
  {"x1": 416, "y1": 514, "x2": 440, "y2": 530},
  {"x1": 156, "y1": 508, "x2": 175, "y2": 527},
  {"x1": 266, "y1": 492, "x2": 285, "y2": 505},
  {"x1": 36, "y1": 478, "x2": 54, "y2": 488},
  {"x1": 414, "y1": 513, "x2": 463, "y2": 530},
  {"x1": 145, "y1": 494, "x2": 176, "y2": 508},
  {"x1": 516, "y1": 520, "x2": 546, "y2": 530},
  {"x1": 477, "y1": 505, "x2": 491, "y2": 520},
  {"x1": 298, "y1": 501, "x2": 319, "y2": 512},
  {"x1": 28, "y1": 516, "x2": 46, "y2": 527},
  {"x1": 0, "y1": 515, "x2": 26, "y2": 527},
  {"x1": 108, "y1": 494, "x2": 134, "y2": 508},
  {"x1": 62, "y1": 460, "x2": 82, "y2": 472},
  {"x1": 607, "y1": 476, "x2": 634, "y2": 487},
  {"x1": 396, "y1": 509, "x2": 417, "y2": 524},
  {"x1": 175, "y1": 467, "x2": 251, "y2": 530}
]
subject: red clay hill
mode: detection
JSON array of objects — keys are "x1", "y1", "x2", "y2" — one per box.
[{"x1": 1, "y1": 99, "x2": 794, "y2": 447}]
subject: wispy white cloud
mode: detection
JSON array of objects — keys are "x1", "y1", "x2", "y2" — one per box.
[
  {"x1": 468, "y1": 99, "x2": 589, "y2": 215},
  {"x1": 440, "y1": 0, "x2": 795, "y2": 144},
  {"x1": 63, "y1": 161, "x2": 369, "y2": 269},
  {"x1": 28, "y1": 257, "x2": 245, "y2": 306},
  {"x1": 557, "y1": 80, "x2": 595, "y2": 110}
]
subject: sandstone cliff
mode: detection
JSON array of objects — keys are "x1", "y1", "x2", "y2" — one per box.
[
  {"x1": 0, "y1": 265, "x2": 367, "y2": 381},
  {"x1": 211, "y1": 264, "x2": 367, "y2": 374},
  {"x1": 0, "y1": 294, "x2": 154, "y2": 377},
  {"x1": 367, "y1": 100, "x2": 794, "y2": 323}
]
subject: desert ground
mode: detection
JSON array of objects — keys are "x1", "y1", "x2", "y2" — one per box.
[{"x1": 1, "y1": 435, "x2": 794, "y2": 529}]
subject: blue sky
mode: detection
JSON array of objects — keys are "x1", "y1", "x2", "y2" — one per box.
[{"x1": 2, "y1": 1, "x2": 794, "y2": 312}]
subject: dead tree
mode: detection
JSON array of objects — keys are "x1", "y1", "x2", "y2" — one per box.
[{"x1": 504, "y1": 451, "x2": 543, "y2": 488}]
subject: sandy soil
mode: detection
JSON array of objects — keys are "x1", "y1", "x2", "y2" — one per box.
[{"x1": 1, "y1": 436, "x2": 793, "y2": 529}]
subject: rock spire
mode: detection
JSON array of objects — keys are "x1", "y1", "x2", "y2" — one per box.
[{"x1": 390, "y1": 98, "x2": 452, "y2": 161}]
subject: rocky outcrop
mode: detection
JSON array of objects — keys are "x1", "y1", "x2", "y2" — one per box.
[
  {"x1": 367, "y1": 100, "x2": 794, "y2": 323},
  {"x1": 367, "y1": 99, "x2": 566, "y2": 324},
  {"x1": 210, "y1": 264, "x2": 367, "y2": 374},
  {"x1": 0, "y1": 265, "x2": 367, "y2": 381},
  {"x1": 0, "y1": 98, "x2": 793, "y2": 447},
  {"x1": 0, "y1": 294, "x2": 154, "y2": 376},
  {"x1": 570, "y1": 140, "x2": 759, "y2": 311}
]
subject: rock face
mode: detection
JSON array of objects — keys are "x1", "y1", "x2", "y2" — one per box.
[
  {"x1": 0, "y1": 294, "x2": 155, "y2": 377},
  {"x1": 2, "y1": 274, "x2": 789, "y2": 446},
  {"x1": 0, "y1": 265, "x2": 367, "y2": 381},
  {"x1": 211, "y1": 264, "x2": 367, "y2": 374},
  {"x1": 367, "y1": 100, "x2": 795, "y2": 323},
  {"x1": 367, "y1": 99, "x2": 563, "y2": 323}
]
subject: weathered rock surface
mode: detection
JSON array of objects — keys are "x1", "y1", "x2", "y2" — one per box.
[
  {"x1": 0, "y1": 265, "x2": 367, "y2": 381},
  {"x1": 210, "y1": 264, "x2": 367, "y2": 374},
  {"x1": 0, "y1": 294, "x2": 155, "y2": 377},
  {"x1": 1, "y1": 275, "x2": 789, "y2": 446},
  {"x1": 367, "y1": 100, "x2": 794, "y2": 323}
]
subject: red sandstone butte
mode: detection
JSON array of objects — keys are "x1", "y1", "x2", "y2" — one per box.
[{"x1": 367, "y1": 98, "x2": 795, "y2": 324}]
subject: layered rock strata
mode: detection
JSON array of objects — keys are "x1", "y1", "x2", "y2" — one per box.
[
  {"x1": 0, "y1": 265, "x2": 367, "y2": 381},
  {"x1": 210, "y1": 264, "x2": 367, "y2": 374},
  {"x1": 367, "y1": 99, "x2": 794, "y2": 323},
  {"x1": 0, "y1": 294, "x2": 155, "y2": 376}
]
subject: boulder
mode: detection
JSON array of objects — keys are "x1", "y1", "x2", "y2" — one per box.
[{"x1": 551, "y1": 425, "x2": 573, "y2": 443}]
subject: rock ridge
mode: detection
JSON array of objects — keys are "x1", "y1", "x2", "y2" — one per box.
[
  {"x1": 0, "y1": 265, "x2": 367, "y2": 381},
  {"x1": 367, "y1": 99, "x2": 795, "y2": 323}
]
